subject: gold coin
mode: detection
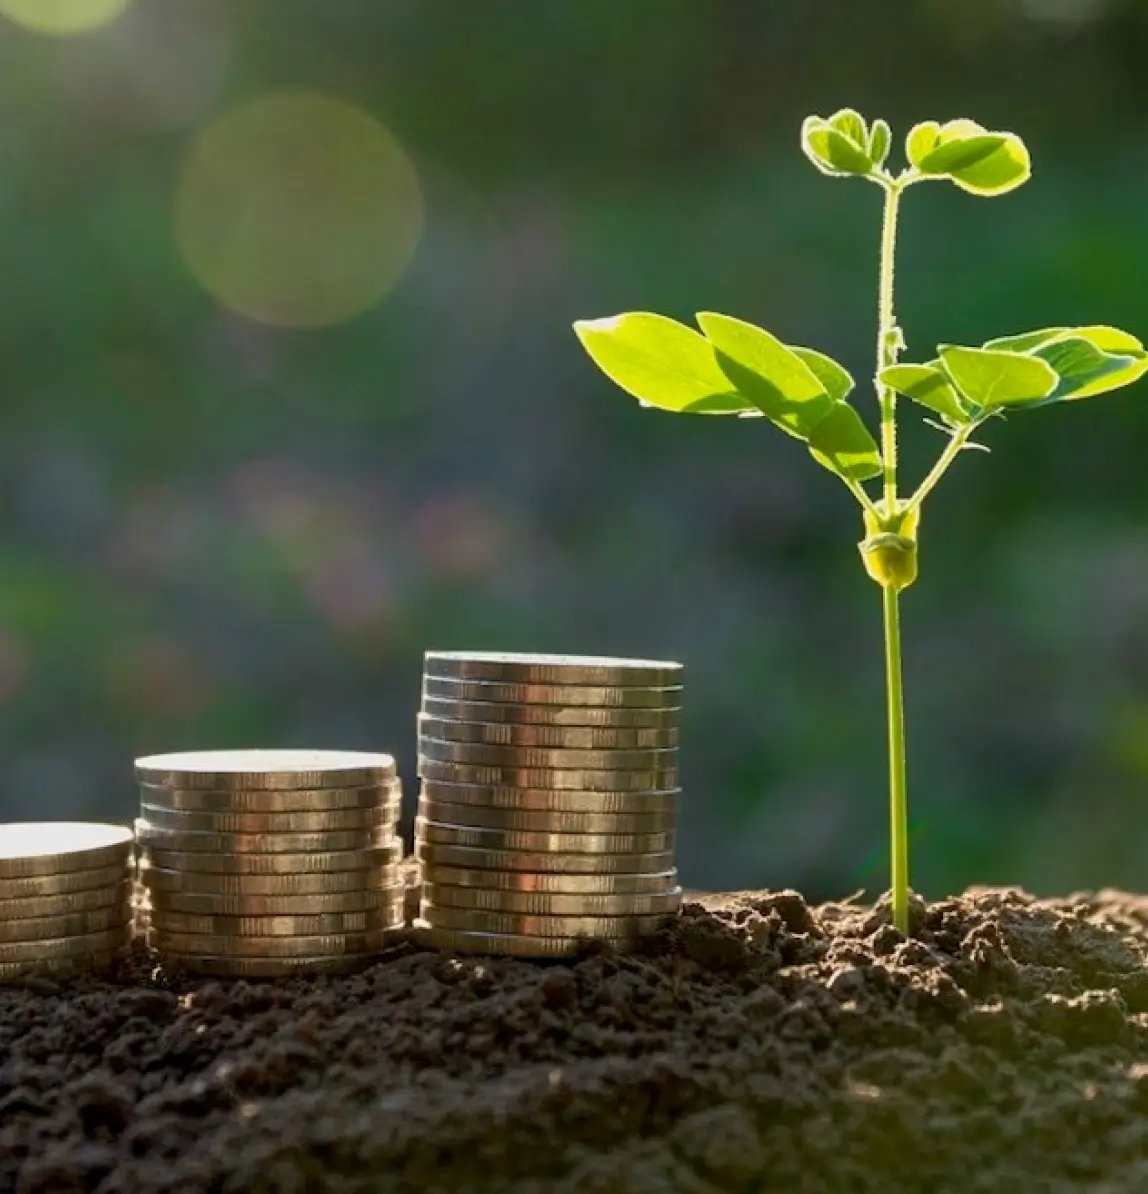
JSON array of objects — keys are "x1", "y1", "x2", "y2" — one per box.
[
  {"x1": 139, "y1": 840, "x2": 402, "y2": 875},
  {"x1": 423, "y1": 652, "x2": 682, "y2": 687},
  {"x1": 422, "y1": 677, "x2": 682, "y2": 709},
  {"x1": 134, "y1": 820, "x2": 386, "y2": 854},
  {"x1": 416, "y1": 798, "x2": 676, "y2": 835},
  {"x1": 419, "y1": 903, "x2": 672, "y2": 937},
  {"x1": 414, "y1": 841, "x2": 675, "y2": 875},
  {"x1": 141, "y1": 886, "x2": 403, "y2": 917},
  {"x1": 156, "y1": 952, "x2": 380, "y2": 978},
  {"x1": 135, "y1": 750, "x2": 396, "y2": 790},
  {"x1": 418, "y1": 737, "x2": 677, "y2": 771},
  {"x1": 417, "y1": 760, "x2": 677, "y2": 791},
  {"x1": 420, "y1": 697, "x2": 682, "y2": 729},
  {"x1": 0, "y1": 906, "x2": 131, "y2": 943},
  {"x1": 138, "y1": 861, "x2": 402, "y2": 894},
  {"x1": 0, "y1": 823, "x2": 133, "y2": 879},
  {"x1": 0, "y1": 950, "x2": 124, "y2": 982},
  {"x1": 0, "y1": 924, "x2": 132, "y2": 963},
  {"x1": 421, "y1": 883, "x2": 682, "y2": 917},
  {"x1": 137, "y1": 802, "x2": 400, "y2": 834},
  {"x1": 417, "y1": 716, "x2": 678, "y2": 751},
  {"x1": 417, "y1": 781, "x2": 679, "y2": 814},
  {"x1": 417, "y1": 865, "x2": 679, "y2": 895},
  {"x1": 415, "y1": 817, "x2": 674, "y2": 856},
  {"x1": 149, "y1": 926, "x2": 398, "y2": 957},
  {"x1": 138, "y1": 783, "x2": 400, "y2": 813},
  {"x1": 0, "y1": 864, "x2": 132, "y2": 900},
  {"x1": 411, "y1": 921, "x2": 609, "y2": 958},
  {"x1": 2, "y1": 880, "x2": 133, "y2": 921},
  {"x1": 150, "y1": 908, "x2": 401, "y2": 937}
]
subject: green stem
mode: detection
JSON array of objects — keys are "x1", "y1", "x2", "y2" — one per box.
[
  {"x1": 905, "y1": 423, "x2": 976, "y2": 514},
  {"x1": 882, "y1": 583, "x2": 909, "y2": 933},
  {"x1": 876, "y1": 181, "x2": 903, "y2": 509}
]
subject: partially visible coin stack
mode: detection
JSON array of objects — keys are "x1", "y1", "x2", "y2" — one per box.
[
  {"x1": 135, "y1": 750, "x2": 405, "y2": 977},
  {"x1": 0, "y1": 823, "x2": 133, "y2": 981},
  {"x1": 413, "y1": 652, "x2": 684, "y2": 957}
]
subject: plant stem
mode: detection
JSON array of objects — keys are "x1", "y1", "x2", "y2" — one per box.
[
  {"x1": 882, "y1": 583, "x2": 909, "y2": 933},
  {"x1": 876, "y1": 180, "x2": 903, "y2": 510},
  {"x1": 905, "y1": 423, "x2": 976, "y2": 514}
]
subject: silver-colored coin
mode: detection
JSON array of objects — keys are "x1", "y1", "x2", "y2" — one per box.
[
  {"x1": 421, "y1": 883, "x2": 682, "y2": 917},
  {"x1": 149, "y1": 925, "x2": 399, "y2": 957},
  {"x1": 418, "y1": 738, "x2": 677, "y2": 770},
  {"x1": 417, "y1": 864, "x2": 679, "y2": 895},
  {"x1": 156, "y1": 952, "x2": 382, "y2": 978},
  {"x1": 422, "y1": 677, "x2": 682, "y2": 709},
  {"x1": 2, "y1": 880, "x2": 133, "y2": 921},
  {"x1": 411, "y1": 921, "x2": 613, "y2": 958},
  {"x1": 418, "y1": 781, "x2": 679, "y2": 814},
  {"x1": 138, "y1": 802, "x2": 400, "y2": 835},
  {"x1": 150, "y1": 908, "x2": 401, "y2": 937},
  {"x1": 138, "y1": 861, "x2": 402, "y2": 894},
  {"x1": 135, "y1": 750, "x2": 396, "y2": 791},
  {"x1": 417, "y1": 716, "x2": 678, "y2": 751},
  {"x1": 414, "y1": 840, "x2": 675, "y2": 875},
  {"x1": 417, "y1": 904, "x2": 671, "y2": 938},
  {"x1": 0, "y1": 823, "x2": 133, "y2": 879},
  {"x1": 0, "y1": 924, "x2": 133, "y2": 963},
  {"x1": 0, "y1": 864, "x2": 132, "y2": 901},
  {"x1": 0, "y1": 950, "x2": 124, "y2": 982},
  {"x1": 416, "y1": 798, "x2": 676, "y2": 835},
  {"x1": 417, "y1": 760, "x2": 677, "y2": 791},
  {"x1": 0, "y1": 906, "x2": 131, "y2": 943},
  {"x1": 141, "y1": 886, "x2": 403, "y2": 917},
  {"x1": 420, "y1": 697, "x2": 682, "y2": 729},
  {"x1": 138, "y1": 783, "x2": 400, "y2": 813},
  {"x1": 415, "y1": 817, "x2": 674, "y2": 856},
  {"x1": 139, "y1": 839, "x2": 402, "y2": 875},
  {"x1": 134, "y1": 820, "x2": 386, "y2": 854},
  {"x1": 423, "y1": 652, "x2": 682, "y2": 688}
]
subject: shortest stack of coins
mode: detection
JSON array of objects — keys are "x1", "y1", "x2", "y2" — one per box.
[
  {"x1": 414, "y1": 652, "x2": 684, "y2": 957},
  {"x1": 0, "y1": 823, "x2": 133, "y2": 981},
  {"x1": 135, "y1": 750, "x2": 405, "y2": 978}
]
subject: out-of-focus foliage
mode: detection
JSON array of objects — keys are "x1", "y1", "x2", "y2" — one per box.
[{"x1": 0, "y1": 0, "x2": 1147, "y2": 900}]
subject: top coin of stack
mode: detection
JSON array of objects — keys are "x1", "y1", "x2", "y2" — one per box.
[
  {"x1": 413, "y1": 652, "x2": 684, "y2": 957},
  {"x1": 0, "y1": 822, "x2": 134, "y2": 982},
  {"x1": 135, "y1": 750, "x2": 406, "y2": 978}
]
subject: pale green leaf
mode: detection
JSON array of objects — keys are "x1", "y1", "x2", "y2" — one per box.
[
  {"x1": 806, "y1": 403, "x2": 883, "y2": 482},
  {"x1": 868, "y1": 119, "x2": 891, "y2": 169},
  {"x1": 698, "y1": 312, "x2": 835, "y2": 437},
  {"x1": 880, "y1": 363, "x2": 970, "y2": 425},
  {"x1": 1033, "y1": 336, "x2": 1148, "y2": 402},
  {"x1": 937, "y1": 345, "x2": 1058, "y2": 409},
  {"x1": 912, "y1": 118, "x2": 1031, "y2": 196},
  {"x1": 828, "y1": 108, "x2": 868, "y2": 147},
  {"x1": 1070, "y1": 325, "x2": 1144, "y2": 354},
  {"x1": 792, "y1": 347, "x2": 855, "y2": 404},
  {"x1": 573, "y1": 313, "x2": 751, "y2": 414},
  {"x1": 905, "y1": 121, "x2": 941, "y2": 169},
  {"x1": 801, "y1": 117, "x2": 873, "y2": 177},
  {"x1": 983, "y1": 327, "x2": 1070, "y2": 353}
]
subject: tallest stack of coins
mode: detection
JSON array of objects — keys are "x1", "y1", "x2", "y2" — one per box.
[{"x1": 413, "y1": 652, "x2": 684, "y2": 957}]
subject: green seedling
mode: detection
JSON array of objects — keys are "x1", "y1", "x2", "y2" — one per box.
[{"x1": 573, "y1": 110, "x2": 1147, "y2": 933}]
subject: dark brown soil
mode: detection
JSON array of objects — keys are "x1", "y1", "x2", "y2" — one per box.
[{"x1": 2, "y1": 885, "x2": 1147, "y2": 1194}]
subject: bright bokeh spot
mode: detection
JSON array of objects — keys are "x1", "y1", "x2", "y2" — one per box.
[
  {"x1": 176, "y1": 91, "x2": 424, "y2": 329},
  {"x1": 0, "y1": 0, "x2": 130, "y2": 35}
]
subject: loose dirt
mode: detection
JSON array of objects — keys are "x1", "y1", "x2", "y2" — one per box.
[{"x1": 1, "y1": 885, "x2": 1147, "y2": 1194}]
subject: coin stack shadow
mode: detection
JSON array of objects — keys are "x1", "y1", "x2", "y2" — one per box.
[
  {"x1": 134, "y1": 750, "x2": 405, "y2": 978},
  {"x1": 413, "y1": 652, "x2": 684, "y2": 957},
  {"x1": 0, "y1": 823, "x2": 134, "y2": 982}
]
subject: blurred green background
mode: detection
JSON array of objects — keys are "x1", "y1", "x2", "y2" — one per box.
[{"x1": 0, "y1": 0, "x2": 1146, "y2": 901}]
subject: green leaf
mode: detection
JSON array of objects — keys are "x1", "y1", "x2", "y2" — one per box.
[
  {"x1": 937, "y1": 345, "x2": 1058, "y2": 409},
  {"x1": 573, "y1": 312, "x2": 752, "y2": 415},
  {"x1": 697, "y1": 312, "x2": 835, "y2": 437},
  {"x1": 905, "y1": 121, "x2": 941, "y2": 169},
  {"x1": 880, "y1": 363, "x2": 970, "y2": 425},
  {"x1": 868, "y1": 119, "x2": 891, "y2": 169},
  {"x1": 911, "y1": 118, "x2": 1031, "y2": 196},
  {"x1": 792, "y1": 347, "x2": 855, "y2": 404},
  {"x1": 983, "y1": 327, "x2": 1070, "y2": 354},
  {"x1": 806, "y1": 403, "x2": 883, "y2": 482},
  {"x1": 828, "y1": 108, "x2": 868, "y2": 147},
  {"x1": 985, "y1": 325, "x2": 1143, "y2": 356},
  {"x1": 1033, "y1": 336, "x2": 1148, "y2": 402},
  {"x1": 801, "y1": 116, "x2": 873, "y2": 177}
]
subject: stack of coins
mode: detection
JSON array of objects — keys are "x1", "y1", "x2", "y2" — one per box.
[
  {"x1": 135, "y1": 750, "x2": 405, "y2": 977},
  {"x1": 0, "y1": 823, "x2": 133, "y2": 981},
  {"x1": 413, "y1": 652, "x2": 684, "y2": 957}
]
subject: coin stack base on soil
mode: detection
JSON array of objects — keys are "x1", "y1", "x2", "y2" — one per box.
[
  {"x1": 135, "y1": 750, "x2": 405, "y2": 977},
  {"x1": 414, "y1": 652, "x2": 684, "y2": 957},
  {"x1": 0, "y1": 822, "x2": 133, "y2": 982}
]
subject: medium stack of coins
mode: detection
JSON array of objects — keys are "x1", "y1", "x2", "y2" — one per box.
[
  {"x1": 135, "y1": 750, "x2": 405, "y2": 977},
  {"x1": 413, "y1": 652, "x2": 684, "y2": 957},
  {"x1": 0, "y1": 823, "x2": 133, "y2": 981}
]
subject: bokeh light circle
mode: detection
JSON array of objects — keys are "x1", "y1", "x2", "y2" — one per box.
[
  {"x1": 0, "y1": 0, "x2": 131, "y2": 35},
  {"x1": 176, "y1": 92, "x2": 424, "y2": 329}
]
